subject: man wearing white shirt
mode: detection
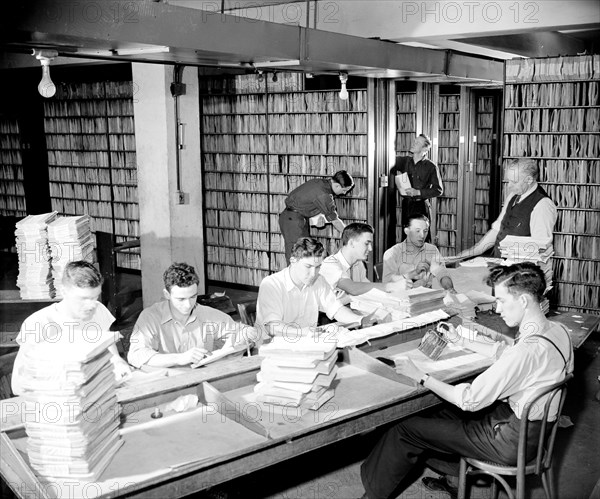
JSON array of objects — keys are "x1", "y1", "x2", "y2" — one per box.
[
  {"x1": 320, "y1": 223, "x2": 410, "y2": 304},
  {"x1": 454, "y1": 158, "x2": 557, "y2": 261},
  {"x1": 256, "y1": 237, "x2": 369, "y2": 337},
  {"x1": 360, "y1": 262, "x2": 573, "y2": 499}
]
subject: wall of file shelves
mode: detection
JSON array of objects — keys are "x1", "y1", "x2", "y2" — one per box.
[
  {"x1": 0, "y1": 117, "x2": 26, "y2": 217},
  {"x1": 474, "y1": 95, "x2": 494, "y2": 242},
  {"x1": 504, "y1": 55, "x2": 600, "y2": 314},
  {"x1": 42, "y1": 81, "x2": 140, "y2": 270},
  {"x1": 201, "y1": 74, "x2": 368, "y2": 287},
  {"x1": 434, "y1": 88, "x2": 461, "y2": 256}
]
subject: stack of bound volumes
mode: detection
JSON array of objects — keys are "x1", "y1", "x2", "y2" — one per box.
[
  {"x1": 498, "y1": 236, "x2": 554, "y2": 292},
  {"x1": 20, "y1": 331, "x2": 122, "y2": 481},
  {"x1": 394, "y1": 287, "x2": 446, "y2": 316},
  {"x1": 254, "y1": 336, "x2": 338, "y2": 410},
  {"x1": 47, "y1": 215, "x2": 95, "y2": 298},
  {"x1": 15, "y1": 212, "x2": 58, "y2": 299}
]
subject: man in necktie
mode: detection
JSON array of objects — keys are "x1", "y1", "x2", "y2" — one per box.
[{"x1": 453, "y1": 158, "x2": 557, "y2": 261}]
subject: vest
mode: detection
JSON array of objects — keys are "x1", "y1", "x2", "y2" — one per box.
[{"x1": 493, "y1": 185, "x2": 551, "y2": 258}]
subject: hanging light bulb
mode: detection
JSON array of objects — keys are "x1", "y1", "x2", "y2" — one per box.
[
  {"x1": 257, "y1": 70, "x2": 264, "y2": 83},
  {"x1": 33, "y1": 49, "x2": 58, "y2": 99},
  {"x1": 338, "y1": 72, "x2": 349, "y2": 101},
  {"x1": 272, "y1": 72, "x2": 278, "y2": 83}
]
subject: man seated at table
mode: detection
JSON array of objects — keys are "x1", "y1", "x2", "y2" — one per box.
[
  {"x1": 320, "y1": 222, "x2": 411, "y2": 304},
  {"x1": 255, "y1": 237, "x2": 372, "y2": 338},
  {"x1": 383, "y1": 214, "x2": 456, "y2": 293},
  {"x1": 128, "y1": 262, "x2": 256, "y2": 368},
  {"x1": 12, "y1": 260, "x2": 131, "y2": 395},
  {"x1": 360, "y1": 262, "x2": 573, "y2": 499}
]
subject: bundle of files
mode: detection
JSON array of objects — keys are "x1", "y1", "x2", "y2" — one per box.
[
  {"x1": 19, "y1": 331, "x2": 122, "y2": 481},
  {"x1": 47, "y1": 215, "x2": 95, "y2": 298},
  {"x1": 394, "y1": 287, "x2": 446, "y2": 316},
  {"x1": 254, "y1": 335, "x2": 338, "y2": 410},
  {"x1": 498, "y1": 236, "x2": 554, "y2": 291},
  {"x1": 14, "y1": 212, "x2": 58, "y2": 299}
]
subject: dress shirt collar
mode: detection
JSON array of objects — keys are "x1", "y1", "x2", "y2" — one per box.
[
  {"x1": 159, "y1": 300, "x2": 198, "y2": 326},
  {"x1": 283, "y1": 267, "x2": 299, "y2": 292},
  {"x1": 335, "y1": 250, "x2": 353, "y2": 271},
  {"x1": 516, "y1": 182, "x2": 538, "y2": 203}
]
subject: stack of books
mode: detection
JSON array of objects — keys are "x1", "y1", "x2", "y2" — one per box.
[
  {"x1": 254, "y1": 336, "x2": 338, "y2": 410},
  {"x1": 498, "y1": 236, "x2": 554, "y2": 292},
  {"x1": 14, "y1": 212, "x2": 58, "y2": 299},
  {"x1": 394, "y1": 287, "x2": 446, "y2": 316},
  {"x1": 19, "y1": 331, "x2": 122, "y2": 481},
  {"x1": 47, "y1": 215, "x2": 95, "y2": 298}
]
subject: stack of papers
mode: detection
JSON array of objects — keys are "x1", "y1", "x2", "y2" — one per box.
[
  {"x1": 15, "y1": 212, "x2": 58, "y2": 299},
  {"x1": 393, "y1": 287, "x2": 446, "y2": 316},
  {"x1": 255, "y1": 336, "x2": 338, "y2": 410},
  {"x1": 19, "y1": 331, "x2": 122, "y2": 481},
  {"x1": 499, "y1": 236, "x2": 554, "y2": 292},
  {"x1": 443, "y1": 293, "x2": 477, "y2": 320},
  {"x1": 47, "y1": 215, "x2": 95, "y2": 298}
]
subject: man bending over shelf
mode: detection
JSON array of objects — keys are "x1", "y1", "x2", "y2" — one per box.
[
  {"x1": 279, "y1": 170, "x2": 354, "y2": 264},
  {"x1": 451, "y1": 158, "x2": 557, "y2": 262},
  {"x1": 255, "y1": 237, "x2": 372, "y2": 338},
  {"x1": 12, "y1": 260, "x2": 132, "y2": 395},
  {"x1": 383, "y1": 214, "x2": 457, "y2": 293},
  {"x1": 320, "y1": 222, "x2": 411, "y2": 304},
  {"x1": 128, "y1": 262, "x2": 256, "y2": 369},
  {"x1": 360, "y1": 262, "x2": 573, "y2": 499}
]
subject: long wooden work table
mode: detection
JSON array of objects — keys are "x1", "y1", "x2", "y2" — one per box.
[{"x1": 1, "y1": 309, "x2": 597, "y2": 499}]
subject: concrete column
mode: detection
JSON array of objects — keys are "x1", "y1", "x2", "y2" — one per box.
[{"x1": 132, "y1": 63, "x2": 204, "y2": 306}]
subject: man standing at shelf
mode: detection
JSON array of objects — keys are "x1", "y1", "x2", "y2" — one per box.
[
  {"x1": 360, "y1": 262, "x2": 573, "y2": 499},
  {"x1": 388, "y1": 134, "x2": 443, "y2": 248},
  {"x1": 279, "y1": 170, "x2": 354, "y2": 264},
  {"x1": 12, "y1": 260, "x2": 132, "y2": 395},
  {"x1": 320, "y1": 222, "x2": 411, "y2": 304},
  {"x1": 383, "y1": 214, "x2": 456, "y2": 293},
  {"x1": 452, "y1": 158, "x2": 557, "y2": 261},
  {"x1": 128, "y1": 262, "x2": 257, "y2": 368},
  {"x1": 256, "y1": 237, "x2": 374, "y2": 338}
]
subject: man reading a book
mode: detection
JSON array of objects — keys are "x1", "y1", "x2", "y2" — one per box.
[
  {"x1": 128, "y1": 262, "x2": 256, "y2": 368},
  {"x1": 387, "y1": 134, "x2": 443, "y2": 247},
  {"x1": 320, "y1": 222, "x2": 411, "y2": 304},
  {"x1": 452, "y1": 158, "x2": 557, "y2": 261},
  {"x1": 383, "y1": 215, "x2": 456, "y2": 293},
  {"x1": 11, "y1": 260, "x2": 131, "y2": 395},
  {"x1": 256, "y1": 237, "x2": 372, "y2": 338},
  {"x1": 360, "y1": 262, "x2": 573, "y2": 499},
  {"x1": 279, "y1": 170, "x2": 354, "y2": 264}
]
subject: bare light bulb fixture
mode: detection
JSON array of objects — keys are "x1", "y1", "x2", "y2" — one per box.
[
  {"x1": 33, "y1": 49, "x2": 58, "y2": 98},
  {"x1": 338, "y1": 72, "x2": 349, "y2": 100}
]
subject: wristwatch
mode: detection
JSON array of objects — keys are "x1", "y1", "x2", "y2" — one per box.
[{"x1": 419, "y1": 373, "x2": 430, "y2": 386}]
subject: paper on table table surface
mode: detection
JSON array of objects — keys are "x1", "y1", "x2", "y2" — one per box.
[
  {"x1": 458, "y1": 257, "x2": 504, "y2": 267},
  {"x1": 394, "y1": 347, "x2": 488, "y2": 374}
]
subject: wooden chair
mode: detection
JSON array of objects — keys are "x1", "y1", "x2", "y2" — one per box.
[
  {"x1": 458, "y1": 373, "x2": 574, "y2": 499},
  {"x1": 374, "y1": 262, "x2": 384, "y2": 282},
  {"x1": 237, "y1": 302, "x2": 256, "y2": 327}
]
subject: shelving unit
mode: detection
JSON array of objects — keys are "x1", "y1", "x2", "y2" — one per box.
[
  {"x1": 434, "y1": 87, "x2": 461, "y2": 256},
  {"x1": 503, "y1": 55, "x2": 600, "y2": 314},
  {"x1": 0, "y1": 117, "x2": 26, "y2": 218},
  {"x1": 200, "y1": 73, "x2": 369, "y2": 287},
  {"x1": 473, "y1": 95, "x2": 494, "y2": 242},
  {"x1": 43, "y1": 81, "x2": 140, "y2": 270}
]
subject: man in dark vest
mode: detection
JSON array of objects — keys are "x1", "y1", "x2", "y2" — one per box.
[{"x1": 453, "y1": 158, "x2": 557, "y2": 260}]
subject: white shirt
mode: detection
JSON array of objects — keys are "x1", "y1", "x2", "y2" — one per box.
[
  {"x1": 449, "y1": 321, "x2": 573, "y2": 420},
  {"x1": 320, "y1": 250, "x2": 369, "y2": 301},
  {"x1": 382, "y1": 241, "x2": 449, "y2": 285},
  {"x1": 492, "y1": 183, "x2": 557, "y2": 245},
  {"x1": 255, "y1": 267, "x2": 345, "y2": 332}
]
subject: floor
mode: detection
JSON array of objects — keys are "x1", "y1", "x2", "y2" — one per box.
[{"x1": 2, "y1": 255, "x2": 599, "y2": 499}]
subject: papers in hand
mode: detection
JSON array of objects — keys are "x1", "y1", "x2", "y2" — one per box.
[
  {"x1": 396, "y1": 172, "x2": 412, "y2": 196},
  {"x1": 309, "y1": 213, "x2": 330, "y2": 228},
  {"x1": 191, "y1": 343, "x2": 248, "y2": 368}
]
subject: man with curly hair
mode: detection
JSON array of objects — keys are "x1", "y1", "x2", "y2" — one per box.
[{"x1": 128, "y1": 262, "x2": 254, "y2": 368}]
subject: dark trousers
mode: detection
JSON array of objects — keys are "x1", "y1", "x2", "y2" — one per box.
[
  {"x1": 279, "y1": 209, "x2": 309, "y2": 264},
  {"x1": 361, "y1": 402, "x2": 542, "y2": 499}
]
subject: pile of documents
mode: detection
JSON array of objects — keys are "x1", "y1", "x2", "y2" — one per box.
[
  {"x1": 395, "y1": 287, "x2": 446, "y2": 316},
  {"x1": 254, "y1": 335, "x2": 338, "y2": 410},
  {"x1": 19, "y1": 331, "x2": 122, "y2": 481},
  {"x1": 15, "y1": 212, "x2": 58, "y2": 299},
  {"x1": 47, "y1": 215, "x2": 95, "y2": 298},
  {"x1": 498, "y1": 236, "x2": 554, "y2": 291}
]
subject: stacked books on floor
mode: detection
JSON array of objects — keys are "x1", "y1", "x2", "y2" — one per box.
[
  {"x1": 394, "y1": 287, "x2": 446, "y2": 316},
  {"x1": 254, "y1": 336, "x2": 338, "y2": 410},
  {"x1": 498, "y1": 236, "x2": 554, "y2": 292},
  {"x1": 15, "y1": 212, "x2": 58, "y2": 299},
  {"x1": 47, "y1": 215, "x2": 95, "y2": 298},
  {"x1": 19, "y1": 331, "x2": 122, "y2": 481}
]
